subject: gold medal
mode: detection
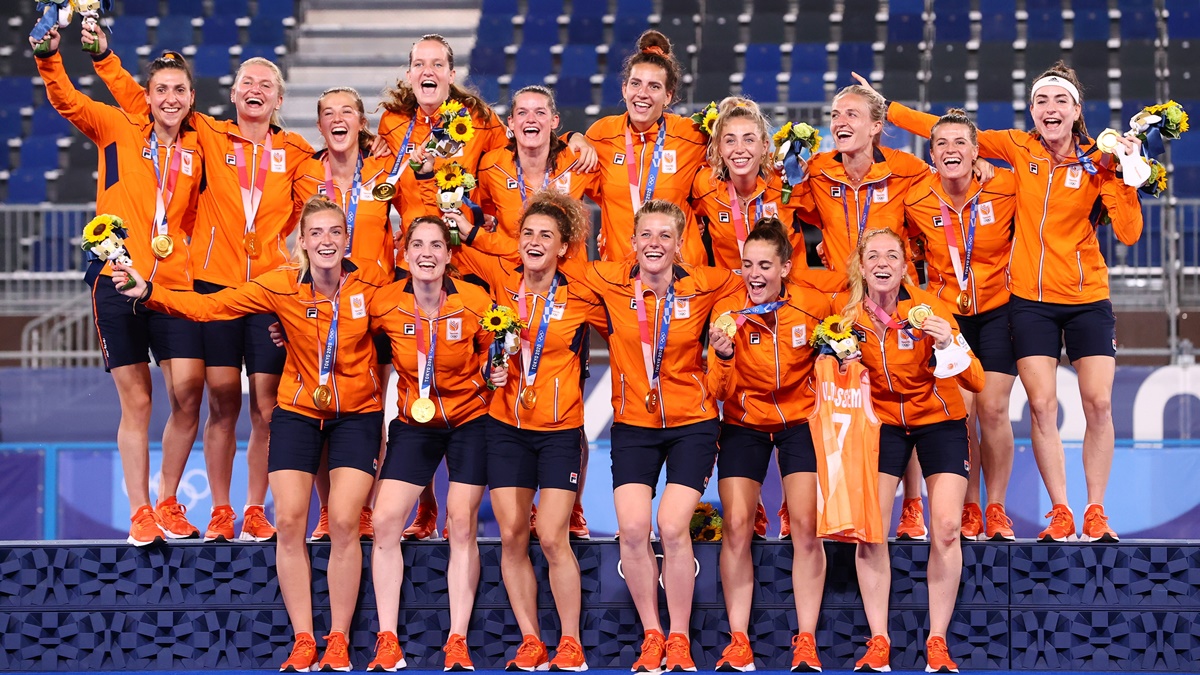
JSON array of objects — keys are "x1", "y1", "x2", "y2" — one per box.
[
  {"x1": 645, "y1": 387, "x2": 660, "y2": 413},
  {"x1": 372, "y1": 182, "x2": 396, "y2": 200},
  {"x1": 1096, "y1": 128, "x2": 1122, "y2": 154},
  {"x1": 713, "y1": 313, "x2": 737, "y2": 338},
  {"x1": 243, "y1": 232, "x2": 261, "y2": 259},
  {"x1": 906, "y1": 303, "x2": 933, "y2": 328},
  {"x1": 520, "y1": 387, "x2": 537, "y2": 410},
  {"x1": 151, "y1": 234, "x2": 174, "y2": 259},
  {"x1": 312, "y1": 385, "x2": 333, "y2": 410},
  {"x1": 956, "y1": 291, "x2": 972, "y2": 314},
  {"x1": 411, "y1": 396, "x2": 436, "y2": 423}
]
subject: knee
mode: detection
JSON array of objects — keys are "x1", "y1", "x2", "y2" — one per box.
[
  {"x1": 1080, "y1": 395, "x2": 1112, "y2": 423},
  {"x1": 275, "y1": 512, "x2": 308, "y2": 543},
  {"x1": 722, "y1": 509, "x2": 754, "y2": 544},
  {"x1": 931, "y1": 514, "x2": 961, "y2": 549},
  {"x1": 445, "y1": 509, "x2": 477, "y2": 543},
  {"x1": 1026, "y1": 396, "x2": 1058, "y2": 424},
  {"x1": 500, "y1": 524, "x2": 530, "y2": 553},
  {"x1": 976, "y1": 398, "x2": 1009, "y2": 429},
  {"x1": 617, "y1": 516, "x2": 652, "y2": 548},
  {"x1": 251, "y1": 401, "x2": 275, "y2": 426},
  {"x1": 656, "y1": 518, "x2": 691, "y2": 549},
  {"x1": 328, "y1": 510, "x2": 359, "y2": 544},
  {"x1": 207, "y1": 387, "x2": 241, "y2": 422},
  {"x1": 539, "y1": 534, "x2": 572, "y2": 563}
]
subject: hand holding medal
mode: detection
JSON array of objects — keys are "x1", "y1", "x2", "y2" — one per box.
[
  {"x1": 908, "y1": 304, "x2": 954, "y2": 349},
  {"x1": 709, "y1": 314, "x2": 736, "y2": 359}
]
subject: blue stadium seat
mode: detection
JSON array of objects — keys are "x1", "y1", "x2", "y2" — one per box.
[
  {"x1": 107, "y1": 16, "x2": 150, "y2": 47},
  {"x1": 255, "y1": 1, "x2": 295, "y2": 21},
  {"x1": 1118, "y1": 7, "x2": 1158, "y2": 40},
  {"x1": 0, "y1": 78, "x2": 35, "y2": 107},
  {"x1": 979, "y1": 2, "x2": 1017, "y2": 43},
  {"x1": 612, "y1": 15, "x2": 649, "y2": 48},
  {"x1": 480, "y1": 0, "x2": 519, "y2": 17},
  {"x1": 1171, "y1": 130, "x2": 1200, "y2": 166},
  {"x1": 121, "y1": 0, "x2": 161, "y2": 18},
  {"x1": 220, "y1": 0, "x2": 249, "y2": 16},
  {"x1": 743, "y1": 44, "x2": 781, "y2": 73},
  {"x1": 567, "y1": 15, "x2": 604, "y2": 44},
  {"x1": 741, "y1": 72, "x2": 779, "y2": 104},
  {"x1": 558, "y1": 44, "x2": 598, "y2": 78},
  {"x1": 1026, "y1": 10, "x2": 1064, "y2": 42},
  {"x1": 166, "y1": 0, "x2": 205, "y2": 16},
  {"x1": 469, "y1": 45, "x2": 507, "y2": 76},
  {"x1": 476, "y1": 15, "x2": 515, "y2": 49},
  {"x1": 570, "y1": 2, "x2": 606, "y2": 19},
  {"x1": 154, "y1": 15, "x2": 195, "y2": 48},
  {"x1": 1072, "y1": 6, "x2": 1110, "y2": 41},
  {"x1": 614, "y1": 0, "x2": 647, "y2": 18},
  {"x1": 239, "y1": 44, "x2": 276, "y2": 62},
  {"x1": 191, "y1": 44, "x2": 231, "y2": 78},
  {"x1": 508, "y1": 72, "x2": 546, "y2": 91},
  {"x1": 1025, "y1": 0, "x2": 1063, "y2": 13},
  {"x1": 521, "y1": 15, "x2": 559, "y2": 46},
  {"x1": 247, "y1": 19, "x2": 286, "y2": 47},
  {"x1": 601, "y1": 74, "x2": 623, "y2": 106},
  {"x1": 934, "y1": 9, "x2": 970, "y2": 43},
  {"x1": 19, "y1": 136, "x2": 61, "y2": 171},
  {"x1": 976, "y1": 102, "x2": 1014, "y2": 130},
  {"x1": 887, "y1": 11, "x2": 924, "y2": 43},
  {"x1": 790, "y1": 43, "x2": 827, "y2": 74},
  {"x1": 1173, "y1": 166, "x2": 1200, "y2": 196},
  {"x1": 0, "y1": 106, "x2": 22, "y2": 142},
  {"x1": 6, "y1": 169, "x2": 47, "y2": 204},
  {"x1": 881, "y1": 127, "x2": 915, "y2": 153},
  {"x1": 468, "y1": 77, "x2": 500, "y2": 105},
  {"x1": 200, "y1": 15, "x2": 239, "y2": 46},
  {"x1": 788, "y1": 70, "x2": 824, "y2": 103},
  {"x1": 30, "y1": 106, "x2": 71, "y2": 138},
  {"x1": 1083, "y1": 100, "x2": 1113, "y2": 129},
  {"x1": 1166, "y1": 1, "x2": 1200, "y2": 38},
  {"x1": 889, "y1": 0, "x2": 925, "y2": 13},
  {"x1": 513, "y1": 46, "x2": 554, "y2": 80},
  {"x1": 553, "y1": 76, "x2": 593, "y2": 107},
  {"x1": 111, "y1": 43, "x2": 142, "y2": 70},
  {"x1": 836, "y1": 42, "x2": 873, "y2": 84},
  {"x1": 526, "y1": 0, "x2": 563, "y2": 17}
]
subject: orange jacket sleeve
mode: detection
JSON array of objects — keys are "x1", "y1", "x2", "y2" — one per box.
[
  {"x1": 37, "y1": 52, "x2": 127, "y2": 143},
  {"x1": 1100, "y1": 175, "x2": 1144, "y2": 246},
  {"x1": 706, "y1": 345, "x2": 737, "y2": 402},
  {"x1": 144, "y1": 277, "x2": 276, "y2": 320},
  {"x1": 92, "y1": 49, "x2": 152, "y2": 116},
  {"x1": 886, "y1": 99, "x2": 1023, "y2": 167}
]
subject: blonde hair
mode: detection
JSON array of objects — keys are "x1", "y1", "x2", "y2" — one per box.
[
  {"x1": 832, "y1": 84, "x2": 887, "y2": 148},
  {"x1": 234, "y1": 57, "x2": 286, "y2": 128},
  {"x1": 317, "y1": 86, "x2": 377, "y2": 154},
  {"x1": 930, "y1": 107, "x2": 978, "y2": 147},
  {"x1": 294, "y1": 196, "x2": 346, "y2": 282},
  {"x1": 522, "y1": 190, "x2": 589, "y2": 248},
  {"x1": 706, "y1": 96, "x2": 772, "y2": 181},
  {"x1": 838, "y1": 228, "x2": 915, "y2": 331},
  {"x1": 634, "y1": 199, "x2": 687, "y2": 238}
]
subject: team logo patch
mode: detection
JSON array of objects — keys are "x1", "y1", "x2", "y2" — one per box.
[
  {"x1": 447, "y1": 318, "x2": 462, "y2": 341},
  {"x1": 763, "y1": 202, "x2": 778, "y2": 218},
  {"x1": 404, "y1": 323, "x2": 415, "y2": 335},
  {"x1": 792, "y1": 324, "x2": 806, "y2": 348},
  {"x1": 506, "y1": 178, "x2": 518, "y2": 190},
  {"x1": 271, "y1": 148, "x2": 286, "y2": 173},
  {"x1": 141, "y1": 147, "x2": 152, "y2": 160},
  {"x1": 569, "y1": 472, "x2": 578, "y2": 485},
  {"x1": 898, "y1": 331, "x2": 914, "y2": 350},
  {"x1": 306, "y1": 307, "x2": 318, "y2": 319},
  {"x1": 613, "y1": 153, "x2": 626, "y2": 165},
  {"x1": 932, "y1": 215, "x2": 944, "y2": 228},
  {"x1": 979, "y1": 201, "x2": 995, "y2": 225},
  {"x1": 1065, "y1": 164, "x2": 1083, "y2": 189},
  {"x1": 555, "y1": 173, "x2": 571, "y2": 192},
  {"x1": 630, "y1": 297, "x2": 638, "y2": 309},
  {"x1": 180, "y1": 151, "x2": 193, "y2": 176},
  {"x1": 1029, "y1": 162, "x2": 1039, "y2": 175},
  {"x1": 830, "y1": 185, "x2": 842, "y2": 198},
  {"x1": 226, "y1": 154, "x2": 236, "y2": 165},
  {"x1": 872, "y1": 184, "x2": 889, "y2": 203},
  {"x1": 350, "y1": 293, "x2": 366, "y2": 319},
  {"x1": 749, "y1": 332, "x2": 761, "y2": 345},
  {"x1": 718, "y1": 212, "x2": 730, "y2": 223},
  {"x1": 674, "y1": 298, "x2": 690, "y2": 319},
  {"x1": 405, "y1": 143, "x2": 416, "y2": 154},
  {"x1": 316, "y1": 184, "x2": 327, "y2": 195},
  {"x1": 661, "y1": 149, "x2": 677, "y2": 174},
  {"x1": 551, "y1": 303, "x2": 566, "y2": 320}
]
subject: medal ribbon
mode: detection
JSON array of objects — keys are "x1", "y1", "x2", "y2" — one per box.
[
  {"x1": 1075, "y1": 141, "x2": 1098, "y2": 175},
  {"x1": 149, "y1": 131, "x2": 182, "y2": 239},
  {"x1": 414, "y1": 291, "x2": 445, "y2": 401},
  {"x1": 864, "y1": 295, "x2": 919, "y2": 341},
  {"x1": 233, "y1": 134, "x2": 272, "y2": 239},
  {"x1": 634, "y1": 277, "x2": 674, "y2": 395},
  {"x1": 937, "y1": 196, "x2": 979, "y2": 288},
  {"x1": 380, "y1": 116, "x2": 418, "y2": 192},
  {"x1": 726, "y1": 182, "x2": 764, "y2": 257},
  {"x1": 841, "y1": 183, "x2": 875, "y2": 244},
  {"x1": 515, "y1": 155, "x2": 553, "y2": 205},
  {"x1": 624, "y1": 118, "x2": 668, "y2": 213},
  {"x1": 731, "y1": 299, "x2": 787, "y2": 327},
  {"x1": 324, "y1": 153, "x2": 364, "y2": 256},
  {"x1": 315, "y1": 273, "x2": 345, "y2": 391},
  {"x1": 516, "y1": 274, "x2": 560, "y2": 391}
]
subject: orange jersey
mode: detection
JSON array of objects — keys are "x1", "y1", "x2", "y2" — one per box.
[
  {"x1": 791, "y1": 146, "x2": 931, "y2": 274},
  {"x1": 903, "y1": 170, "x2": 1017, "y2": 315},
  {"x1": 377, "y1": 105, "x2": 508, "y2": 228},
  {"x1": 451, "y1": 247, "x2": 607, "y2": 430},
  {"x1": 368, "y1": 273, "x2": 495, "y2": 427},
  {"x1": 690, "y1": 167, "x2": 809, "y2": 270},
  {"x1": 585, "y1": 113, "x2": 708, "y2": 264},
  {"x1": 293, "y1": 153, "x2": 398, "y2": 285},
  {"x1": 38, "y1": 52, "x2": 201, "y2": 290},
  {"x1": 573, "y1": 261, "x2": 743, "y2": 428},
  {"x1": 706, "y1": 282, "x2": 833, "y2": 430},
  {"x1": 144, "y1": 263, "x2": 384, "y2": 419},
  {"x1": 93, "y1": 51, "x2": 315, "y2": 288},
  {"x1": 886, "y1": 101, "x2": 1144, "y2": 304},
  {"x1": 808, "y1": 355, "x2": 883, "y2": 544},
  {"x1": 848, "y1": 284, "x2": 985, "y2": 427}
]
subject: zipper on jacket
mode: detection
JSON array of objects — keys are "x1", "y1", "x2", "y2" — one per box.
[
  {"x1": 1035, "y1": 166, "x2": 1054, "y2": 301},
  {"x1": 691, "y1": 373, "x2": 707, "y2": 413}
]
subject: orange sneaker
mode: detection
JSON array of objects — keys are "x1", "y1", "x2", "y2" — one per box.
[
  {"x1": 530, "y1": 504, "x2": 540, "y2": 541},
  {"x1": 360, "y1": 506, "x2": 375, "y2": 541},
  {"x1": 367, "y1": 631, "x2": 406, "y2": 672},
  {"x1": 549, "y1": 636, "x2": 588, "y2": 672},
  {"x1": 664, "y1": 633, "x2": 695, "y2": 673},
  {"x1": 715, "y1": 631, "x2": 754, "y2": 672},
  {"x1": 984, "y1": 503, "x2": 1016, "y2": 541},
  {"x1": 310, "y1": 507, "x2": 331, "y2": 542},
  {"x1": 778, "y1": 503, "x2": 792, "y2": 541},
  {"x1": 896, "y1": 498, "x2": 927, "y2": 541},
  {"x1": 280, "y1": 632, "x2": 318, "y2": 672},
  {"x1": 506, "y1": 634, "x2": 549, "y2": 672},
  {"x1": 128, "y1": 505, "x2": 164, "y2": 547},
  {"x1": 1037, "y1": 503, "x2": 1075, "y2": 542},
  {"x1": 790, "y1": 632, "x2": 822, "y2": 672},
  {"x1": 404, "y1": 502, "x2": 439, "y2": 541},
  {"x1": 853, "y1": 635, "x2": 891, "y2": 673},
  {"x1": 753, "y1": 504, "x2": 768, "y2": 541},
  {"x1": 924, "y1": 636, "x2": 958, "y2": 673},
  {"x1": 960, "y1": 503, "x2": 983, "y2": 541},
  {"x1": 240, "y1": 504, "x2": 277, "y2": 542},
  {"x1": 204, "y1": 505, "x2": 237, "y2": 542},
  {"x1": 1081, "y1": 503, "x2": 1119, "y2": 542},
  {"x1": 569, "y1": 503, "x2": 591, "y2": 540},
  {"x1": 318, "y1": 631, "x2": 351, "y2": 672},
  {"x1": 631, "y1": 629, "x2": 666, "y2": 673},
  {"x1": 443, "y1": 633, "x2": 474, "y2": 671},
  {"x1": 156, "y1": 496, "x2": 200, "y2": 539}
]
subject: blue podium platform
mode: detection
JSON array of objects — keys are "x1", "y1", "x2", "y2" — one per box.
[{"x1": 0, "y1": 539, "x2": 1196, "y2": 671}]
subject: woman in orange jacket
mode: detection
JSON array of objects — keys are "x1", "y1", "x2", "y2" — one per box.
[
  {"x1": 864, "y1": 63, "x2": 1143, "y2": 542},
  {"x1": 366, "y1": 217, "x2": 507, "y2": 672},
  {"x1": 705, "y1": 218, "x2": 834, "y2": 672},
  {"x1": 444, "y1": 192, "x2": 605, "y2": 672},
  {"x1": 585, "y1": 30, "x2": 709, "y2": 264},
  {"x1": 570, "y1": 200, "x2": 743, "y2": 672},
  {"x1": 838, "y1": 228, "x2": 984, "y2": 674},
  {"x1": 114, "y1": 197, "x2": 385, "y2": 673},
  {"x1": 35, "y1": 27, "x2": 206, "y2": 545},
  {"x1": 87, "y1": 25, "x2": 315, "y2": 543},
  {"x1": 903, "y1": 109, "x2": 1021, "y2": 542}
]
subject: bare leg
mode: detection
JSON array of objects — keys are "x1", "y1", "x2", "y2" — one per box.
[
  {"x1": 782, "y1": 472, "x2": 825, "y2": 634},
  {"x1": 445, "y1": 482, "x2": 486, "y2": 636},
  {"x1": 371, "y1": 479, "x2": 426, "y2": 633},
  {"x1": 1017, "y1": 356, "x2": 1068, "y2": 504},
  {"x1": 657, "y1": 483, "x2": 703, "y2": 636},
  {"x1": 326, "y1": 467, "x2": 375, "y2": 633},
  {"x1": 925, "y1": 472, "x2": 968, "y2": 638},
  {"x1": 977, "y1": 373, "x2": 1017, "y2": 505},
  {"x1": 717, "y1": 477, "x2": 760, "y2": 634},
  {"x1": 857, "y1": 472, "x2": 902, "y2": 637},
  {"x1": 271, "y1": 469, "x2": 316, "y2": 635},
  {"x1": 202, "y1": 366, "x2": 242, "y2": 508},
  {"x1": 1074, "y1": 355, "x2": 1115, "y2": 505},
  {"x1": 110, "y1": 363, "x2": 154, "y2": 513},
  {"x1": 614, "y1": 483, "x2": 661, "y2": 633},
  {"x1": 493, "y1": 486, "x2": 540, "y2": 636},
  {"x1": 247, "y1": 372, "x2": 280, "y2": 506},
  {"x1": 157, "y1": 358, "x2": 204, "y2": 500},
  {"x1": 536, "y1": 488, "x2": 581, "y2": 639}
]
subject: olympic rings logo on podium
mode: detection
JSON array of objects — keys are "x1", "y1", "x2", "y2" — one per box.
[{"x1": 616, "y1": 554, "x2": 701, "y2": 589}]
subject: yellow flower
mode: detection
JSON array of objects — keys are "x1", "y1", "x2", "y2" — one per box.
[
  {"x1": 82, "y1": 214, "x2": 120, "y2": 244},
  {"x1": 821, "y1": 314, "x2": 852, "y2": 340},
  {"x1": 772, "y1": 121, "x2": 793, "y2": 147},
  {"x1": 447, "y1": 116, "x2": 475, "y2": 143},
  {"x1": 701, "y1": 107, "x2": 718, "y2": 136},
  {"x1": 481, "y1": 307, "x2": 513, "y2": 333},
  {"x1": 436, "y1": 162, "x2": 464, "y2": 190},
  {"x1": 439, "y1": 99, "x2": 465, "y2": 118}
]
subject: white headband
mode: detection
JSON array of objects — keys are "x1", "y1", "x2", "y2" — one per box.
[{"x1": 1030, "y1": 75, "x2": 1080, "y2": 104}]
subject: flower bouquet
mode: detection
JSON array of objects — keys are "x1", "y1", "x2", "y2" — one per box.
[
  {"x1": 690, "y1": 101, "x2": 718, "y2": 136},
  {"x1": 435, "y1": 161, "x2": 477, "y2": 245},
  {"x1": 424, "y1": 99, "x2": 475, "y2": 160},
  {"x1": 772, "y1": 121, "x2": 821, "y2": 203},
  {"x1": 480, "y1": 304, "x2": 525, "y2": 390},
  {"x1": 810, "y1": 314, "x2": 861, "y2": 361},
  {"x1": 690, "y1": 502, "x2": 723, "y2": 542},
  {"x1": 81, "y1": 214, "x2": 134, "y2": 289}
]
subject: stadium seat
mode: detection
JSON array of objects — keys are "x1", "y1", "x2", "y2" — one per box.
[
  {"x1": 1118, "y1": 7, "x2": 1159, "y2": 41},
  {"x1": 19, "y1": 136, "x2": 62, "y2": 172},
  {"x1": 840, "y1": 0, "x2": 879, "y2": 43},
  {"x1": 121, "y1": 0, "x2": 161, "y2": 18},
  {"x1": 747, "y1": 11, "x2": 787, "y2": 44},
  {"x1": 1173, "y1": 166, "x2": 1200, "y2": 196},
  {"x1": 744, "y1": 44, "x2": 782, "y2": 74},
  {"x1": 0, "y1": 105, "x2": 23, "y2": 142},
  {"x1": 476, "y1": 15, "x2": 515, "y2": 49},
  {"x1": 972, "y1": 103, "x2": 1010, "y2": 131},
  {"x1": 66, "y1": 137, "x2": 98, "y2": 170},
  {"x1": 928, "y1": 42, "x2": 968, "y2": 101},
  {"x1": 200, "y1": 15, "x2": 239, "y2": 46},
  {"x1": 107, "y1": 16, "x2": 151, "y2": 48},
  {"x1": 521, "y1": 15, "x2": 559, "y2": 47},
  {"x1": 1168, "y1": 40, "x2": 1200, "y2": 99},
  {"x1": 1167, "y1": 0, "x2": 1200, "y2": 38},
  {"x1": 254, "y1": 1, "x2": 296, "y2": 21},
  {"x1": 509, "y1": 72, "x2": 546, "y2": 92},
  {"x1": 882, "y1": 70, "x2": 920, "y2": 101},
  {"x1": 1026, "y1": 0, "x2": 1064, "y2": 14},
  {"x1": 220, "y1": 0, "x2": 249, "y2": 17},
  {"x1": 887, "y1": 10, "x2": 925, "y2": 44},
  {"x1": 881, "y1": 42, "x2": 921, "y2": 75},
  {"x1": 247, "y1": 19, "x2": 286, "y2": 48},
  {"x1": 1083, "y1": 100, "x2": 1113, "y2": 129},
  {"x1": 468, "y1": 77, "x2": 501, "y2": 105},
  {"x1": 193, "y1": 77, "x2": 226, "y2": 109},
  {"x1": 111, "y1": 43, "x2": 143, "y2": 71},
  {"x1": 1072, "y1": 6, "x2": 1111, "y2": 42},
  {"x1": 741, "y1": 72, "x2": 779, "y2": 104},
  {"x1": 567, "y1": 16, "x2": 604, "y2": 45},
  {"x1": 1075, "y1": 67, "x2": 1110, "y2": 101},
  {"x1": 558, "y1": 45, "x2": 598, "y2": 78},
  {"x1": 934, "y1": 9, "x2": 971, "y2": 43},
  {"x1": 660, "y1": 0, "x2": 700, "y2": 16},
  {"x1": 513, "y1": 46, "x2": 554, "y2": 81},
  {"x1": 6, "y1": 168, "x2": 47, "y2": 204},
  {"x1": 657, "y1": 14, "x2": 697, "y2": 54},
  {"x1": 613, "y1": 0, "x2": 647, "y2": 18},
  {"x1": 794, "y1": 10, "x2": 832, "y2": 43},
  {"x1": 470, "y1": 45, "x2": 508, "y2": 77},
  {"x1": 836, "y1": 42, "x2": 874, "y2": 85},
  {"x1": 1170, "y1": 126, "x2": 1200, "y2": 166},
  {"x1": 30, "y1": 106, "x2": 71, "y2": 138},
  {"x1": 790, "y1": 43, "x2": 827, "y2": 75},
  {"x1": 238, "y1": 44, "x2": 276, "y2": 62},
  {"x1": 1026, "y1": 10, "x2": 1065, "y2": 43},
  {"x1": 191, "y1": 44, "x2": 231, "y2": 78},
  {"x1": 787, "y1": 70, "x2": 824, "y2": 103},
  {"x1": 692, "y1": 72, "x2": 733, "y2": 105},
  {"x1": 1025, "y1": 41, "x2": 1066, "y2": 73},
  {"x1": 600, "y1": 74, "x2": 623, "y2": 107},
  {"x1": 613, "y1": 16, "x2": 650, "y2": 48},
  {"x1": 700, "y1": 13, "x2": 739, "y2": 53},
  {"x1": 553, "y1": 76, "x2": 593, "y2": 107},
  {"x1": 154, "y1": 15, "x2": 195, "y2": 48},
  {"x1": 979, "y1": 4, "x2": 1017, "y2": 44},
  {"x1": 480, "y1": 0, "x2": 519, "y2": 17},
  {"x1": 166, "y1": 0, "x2": 205, "y2": 17}
]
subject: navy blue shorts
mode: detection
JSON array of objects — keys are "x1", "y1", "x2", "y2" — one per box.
[
  {"x1": 380, "y1": 414, "x2": 489, "y2": 486},
  {"x1": 267, "y1": 407, "x2": 383, "y2": 476},
  {"x1": 1009, "y1": 295, "x2": 1116, "y2": 362},
  {"x1": 717, "y1": 422, "x2": 817, "y2": 481},
  {"x1": 610, "y1": 419, "x2": 720, "y2": 495},
  {"x1": 194, "y1": 280, "x2": 286, "y2": 375},
  {"x1": 878, "y1": 419, "x2": 970, "y2": 479},
  {"x1": 487, "y1": 419, "x2": 584, "y2": 491},
  {"x1": 373, "y1": 331, "x2": 392, "y2": 366},
  {"x1": 955, "y1": 302, "x2": 1017, "y2": 376},
  {"x1": 91, "y1": 275, "x2": 203, "y2": 371}
]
